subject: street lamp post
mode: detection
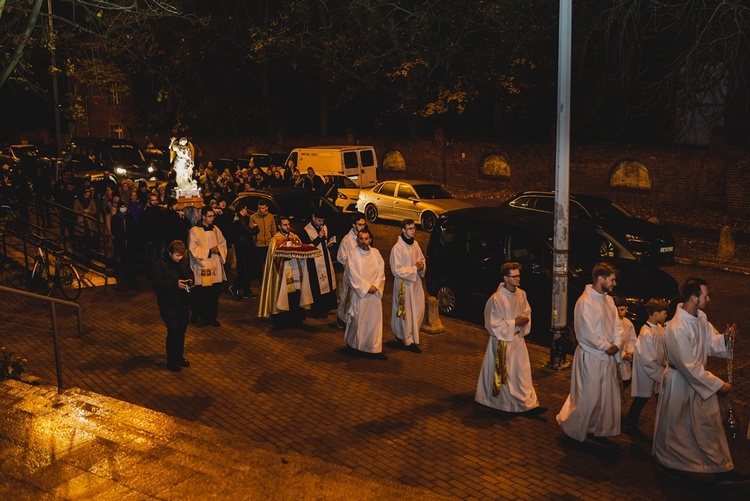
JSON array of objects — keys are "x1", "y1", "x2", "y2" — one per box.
[{"x1": 547, "y1": 0, "x2": 572, "y2": 370}]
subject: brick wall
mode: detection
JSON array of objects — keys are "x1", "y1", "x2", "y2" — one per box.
[{"x1": 188, "y1": 133, "x2": 750, "y2": 220}]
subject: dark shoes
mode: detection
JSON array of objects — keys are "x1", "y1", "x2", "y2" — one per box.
[
  {"x1": 623, "y1": 424, "x2": 650, "y2": 443},
  {"x1": 336, "y1": 317, "x2": 347, "y2": 329},
  {"x1": 246, "y1": 291, "x2": 259, "y2": 299},
  {"x1": 370, "y1": 352, "x2": 389, "y2": 361},
  {"x1": 206, "y1": 319, "x2": 221, "y2": 327},
  {"x1": 167, "y1": 359, "x2": 190, "y2": 372},
  {"x1": 228, "y1": 286, "x2": 243, "y2": 300},
  {"x1": 715, "y1": 470, "x2": 750, "y2": 485},
  {"x1": 585, "y1": 434, "x2": 617, "y2": 449},
  {"x1": 406, "y1": 343, "x2": 422, "y2": 354}
]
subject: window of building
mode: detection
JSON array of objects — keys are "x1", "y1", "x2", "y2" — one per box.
[
  {"x1": 610, "y1": 160, "x2": 651, "y2": 189},
  {"x1": 109, "y1": 124, "x2": 124, "y2": 139},
  {"x1": 108, "y1": 83, "x2": 120, "y2": 105},
  {"x1": 480, "y1": 154, "x2": 511, "y2": 178},
  {"x1": 382, "y1": 150, "x2": 406, "y2": 171}
]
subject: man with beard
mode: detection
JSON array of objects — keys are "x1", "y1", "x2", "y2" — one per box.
[
  {"x1": 301, "y1": 208, "x2": 337, "y2": 318},
  {"x1": 336, "y1": 214, "x2": 367, "y2": 328},
  {"x1": 258, "y1": 216, "x2": 312, "y2": 327},
  {"x1": 344, "y1": 228, "x2": 387, "y2": 360},
  {"x1": 557, "y1": 262, "x2": 623, "y2": 448},
  {"x1": 653, "y1": 278, "x2": 748, "y2": 484}
]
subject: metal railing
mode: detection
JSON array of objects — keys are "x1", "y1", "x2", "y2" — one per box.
[{"x1": 0, "y1": 284, "x2": 83, "y2": 391}]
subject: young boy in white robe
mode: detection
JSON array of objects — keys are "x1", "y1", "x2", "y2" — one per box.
[
  {"x1": 614, "y1": 296, "x2": 637, "y2": 389},
  {"x1": 475, "y1": 262, "x2": 540, "y2": 413},
  {"x1": 623, "y1": 298, "x2": 667, "y2": 441}
]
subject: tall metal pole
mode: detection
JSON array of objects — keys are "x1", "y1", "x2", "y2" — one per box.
[
  {"x1": 547, "y1": 0, "x2": 572, "y2": 370},
  {"x1": 47, "y1": 0, "x2": 63, "y2": 155}
]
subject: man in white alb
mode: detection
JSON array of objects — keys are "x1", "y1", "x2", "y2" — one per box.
[
  {"x1": 344, "y1": 228, "x2": 387, "y2": 360},
  {"x1": 653, "y1": 277, "x2": 748, "y2": 485},
  {"x1": 390, "y1": 219, "x2": 425, "y2": 353},
  {"x1": 557, "y1": 262, "x2": 622, "y2": 448},
  {"x1": 475, "y1": 262, "x2": 540, "y2": 413},
  {"x1": 336, "y1": 214, "x2": 366, "y2": 328}
]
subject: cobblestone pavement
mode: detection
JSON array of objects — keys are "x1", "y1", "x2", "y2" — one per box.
[{"x1": 2, "y1": 262, "x2": 749, "y2": 500}]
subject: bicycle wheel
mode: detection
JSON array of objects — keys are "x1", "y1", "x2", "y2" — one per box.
[
  {"x1": 57, "y1": 263, "x2": 82, "y2": 301},
  {"x1": 30, "y1": 257, "x2": 52, "y2": 295}
]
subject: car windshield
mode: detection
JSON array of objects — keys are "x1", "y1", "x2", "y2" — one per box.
[
  {"x1": 16, "y1": 146, "x2": 39, "y2": 159},
  {"x1": 334, "y1": 176, "x2": 359, "y2": 189},
  {"x1": 413, "y1": 184, "x2": 452, "y2": 200},
  {"x1": 277, "y1": 191, "x2": 339, "y2": 218},
  {"x1": 105, "y1": 144, "x2": 146, "y2": 165},
  {"x1": 580, "y1": 198, "x2": 632, "y2": 219}
]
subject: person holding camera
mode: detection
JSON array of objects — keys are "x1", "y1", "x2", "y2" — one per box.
[{"x1": 152, "y1": 240, "x2": 194, "y2": 372}]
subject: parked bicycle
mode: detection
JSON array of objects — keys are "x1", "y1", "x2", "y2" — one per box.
[{"x1": 30, "y1": 236, "x2": 82, "y2": 301}]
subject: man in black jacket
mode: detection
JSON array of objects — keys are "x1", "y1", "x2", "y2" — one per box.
[{"x1": 152, "y1": 240, "x2": 193, "y2": 372}]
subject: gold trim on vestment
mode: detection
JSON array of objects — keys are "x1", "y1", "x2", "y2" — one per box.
[
  {"x1": 397, "y1": 279, "x2": 407, "y2": 319},
  {"x1": 492, "y1": 340, "x2": 508, "y2": 397}
]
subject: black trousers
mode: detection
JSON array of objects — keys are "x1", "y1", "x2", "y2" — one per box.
[
  {"x1": 192, "y1": 283, "x2": 222, "y2": 321},
  {"x1": 272, "y1": 290, "x2": 306, "y2": 327},
  {"x1": 626, "y1": 395, "x2": 656, "y2": 428},
  {"x1": 160, "y1": 302, "x2": 189, "y2": 364}
]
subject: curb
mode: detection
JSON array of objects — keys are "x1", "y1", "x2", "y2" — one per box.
[{"x1": 675, "y1": 256, "x2": 750, "y2": 275}]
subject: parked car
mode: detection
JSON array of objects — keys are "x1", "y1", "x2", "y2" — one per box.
[
  {"x1": 356, "y1": 180, "x2": 474, "y2": 231},
  {"x1": 502, "y1": 191, "x2": 675, "y2": 265},
  {"x1": 64, "y1": 137, "x2": 166, "y2": 183},
  {"x1": 425, "y1": 207, "x2": 679, "y2": 346},
  {"x1": 328, "y1": 174, "x2": 360, "y2": 212},
  {"x1": 0, "y1": 144, "x2": 45, "y2": 174},
  {"x1": 230, "y1": 187, "x2": 351, "y2": 259}
]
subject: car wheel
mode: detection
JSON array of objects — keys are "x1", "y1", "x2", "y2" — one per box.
[
  {"x1": 599, "y1": 239, "x2": 615, "y2": 258},
  {"x1": 421, "y1": 212, "x2": 437, "y2": 232},
  {"x1": 365, "y1": 204, "x2": 378, "y2": 223},
  {"x1": 436, "y1": 283, "x2": 458, "y2": 316}
]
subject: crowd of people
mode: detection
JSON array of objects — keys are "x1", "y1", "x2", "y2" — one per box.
[{"x1": 8, "y1": 153, "x2": 747, "y2": 486}]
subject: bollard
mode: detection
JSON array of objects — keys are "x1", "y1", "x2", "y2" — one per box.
[
  {"x1": 421, "y1": 295, "x2": 446, "y2": 334},
  {"x1": 718, "y1": 225, "x2": 735, "y2": 260}
]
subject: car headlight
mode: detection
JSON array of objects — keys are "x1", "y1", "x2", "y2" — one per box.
[
  {"x1": 147, "y1": 166, "x2": 155, "y2": 173},
  {"x1": 338, "y1": 193, "x2": 347, "y2": 199},
  {"x1": 625, "y1": 233, "x2": 649, "y2": 243},
  {"x1": 115, "y1": 167, "x2": 127, "y2": 175}
]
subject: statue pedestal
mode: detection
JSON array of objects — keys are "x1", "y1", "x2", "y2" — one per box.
[{"x1": 172, "y1": 190, "x2": 204, "y2": 210}]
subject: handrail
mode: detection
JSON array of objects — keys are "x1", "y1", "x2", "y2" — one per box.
[{"x1": 0, "y1": 284, "x2": 83, "y2": 392}]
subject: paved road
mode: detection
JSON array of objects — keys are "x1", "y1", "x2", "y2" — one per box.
[{"x1": 1, "y1": 221, "x2": 749, "y2": 500}]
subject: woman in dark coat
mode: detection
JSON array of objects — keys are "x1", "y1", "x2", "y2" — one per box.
[{"x1": 151, "y1": 240, "x2": 193, "y2": 372}]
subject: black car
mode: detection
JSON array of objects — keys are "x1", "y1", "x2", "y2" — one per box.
[
  {"x1": 64, "y1": 137, "x2": 166, "y2": 182},
  {"x1": 425, "y1": 207, "x2": 679, "y2": 346},
  {"x1": 502, "y1": 191, "x2": 675, "y2": 265},
  {"x1": 231, "y1": 188, "x2": 350, "y2": 259}
]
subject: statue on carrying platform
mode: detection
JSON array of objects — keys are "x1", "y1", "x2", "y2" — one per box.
[{"x1": 169, "y1": 136, "x2": 199, "y2": 196}]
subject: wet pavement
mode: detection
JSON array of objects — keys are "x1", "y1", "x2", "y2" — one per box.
[{"x1": 1, "y1": 260, "x2": 750, "y2": 500}]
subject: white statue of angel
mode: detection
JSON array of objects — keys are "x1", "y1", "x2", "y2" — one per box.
[{"x1": 169, "y1": 136, "x2": 198, "y2": 194}]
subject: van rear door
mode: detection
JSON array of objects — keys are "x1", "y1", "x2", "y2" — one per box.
[{"x1": 342, "y1": 148, "x2": 377, "y2": 188}]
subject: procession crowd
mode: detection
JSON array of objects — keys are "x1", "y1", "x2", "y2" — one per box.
[{"x1": 4, "y1": 154, "x2": 747, "y2": 488}]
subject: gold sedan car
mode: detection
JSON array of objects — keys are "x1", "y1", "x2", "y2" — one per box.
[{"x1": 356, "y1": 180, "x2": 474, "y2": 231}]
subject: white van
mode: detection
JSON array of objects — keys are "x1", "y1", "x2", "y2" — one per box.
[{"x1": 286, "y1": 145, "x2": 378, "y2": 188}]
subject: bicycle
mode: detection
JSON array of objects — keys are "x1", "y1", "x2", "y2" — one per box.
[{"x1": 30, "y1": 236, "x2": 82, "y2": 301}]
